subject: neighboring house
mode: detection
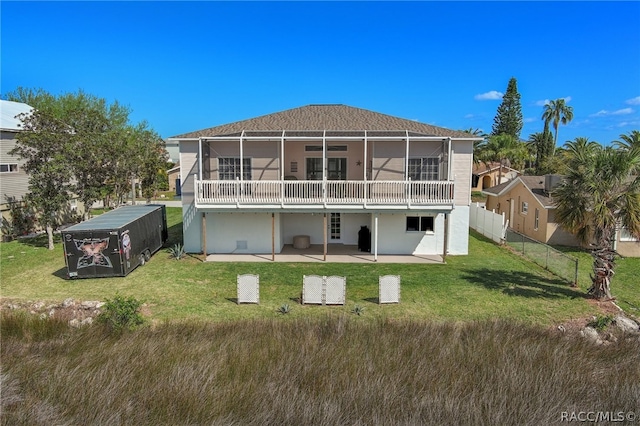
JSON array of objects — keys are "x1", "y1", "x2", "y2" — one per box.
[
  {"x1": 0, "y1": 99, "x2": 83, "y2": 237},
  {"x1": 483, "y1": 175, "x2": 640, "y2": 257},
  {"x1": 167, "y1": 164, "x2": 181, "y2": 195},
  {"x1": 1, "y1": 100, "x2": 35, "y2": 231},
  {"x1": 471, "y1": 162, "x2": 520, "y2": 192},
  {"x1": 168, "y1": 104, "x2": 480, "y2": 258}
]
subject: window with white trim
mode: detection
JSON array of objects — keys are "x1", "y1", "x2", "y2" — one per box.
[
  {"x1": 0, "y1": 164, "x2": 18, "y2": 173},
  {"x1": 521, "y1": 201, "x2": 528, "y2": 214},
  {"x1": 408, "y1": 157, "x2": 439, "y2": 181},
  {"x1": 620, "y1": 228, "x2": 639, "y2": 242},
  {"x1": 218, "y1": 158, "x2": 251, "y2": 180},
  {"x1": 406, "y1": 216, "x2": 434, "y2": 232},
  {"x1": 534, "y1": 209, "x2": 539, "y2": 230}
]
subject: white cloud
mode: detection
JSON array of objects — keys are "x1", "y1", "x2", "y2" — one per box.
[
  {"x1": 535, "y1": 96, "x2": 572, "y2": 107},
  {"x1": 474, "y1": 91, "x2": 503, "y2": 100},
  {"x1": 618, "y1": 120, "x2": 640, "y2": 127},
  {"x1": 524, "y1": 117, "x2": 536, "y2": 123},
  {"x1": 589, "y1": 108, "x2": 634, "y2": 117},
  {"x1": 625, "y1": 96, "x2": 640, "y2": 105},
  {"x1": 464, "y1": 113, "x2": 476, "y2": 119}
]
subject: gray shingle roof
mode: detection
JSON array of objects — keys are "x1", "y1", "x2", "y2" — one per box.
[
  {"x1": 483, "y1": 176, "x2": 556, "y2": 208},
  {"x1": 171, "y1": 104, "x2": 475, "y2": 139}
]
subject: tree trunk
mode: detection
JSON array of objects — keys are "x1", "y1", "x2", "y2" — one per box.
[
  {"x1": 588, "y1": 247, "x2": 615, "y2": 300},
  {"x1": 46, "y1": 224, "x2": 54, "y2": 250}
]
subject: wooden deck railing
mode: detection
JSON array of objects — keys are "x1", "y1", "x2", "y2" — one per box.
[{"x1": 195, "y1": 180, "x2": 455, "y2": 207}]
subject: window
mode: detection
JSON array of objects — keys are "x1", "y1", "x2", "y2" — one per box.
[
  {"x1": 620, "y1": 228, "x2": 639, "y2": 242},
  {"x1": 0, "y1": 164, "x2": 18, "y2": 173},
  {"x1": 218, "y1": 158, "x2": 251, "y2": 180},
  {"x1": 408, "y1": 157, "x2": 439, "y2": 181},
  {"x1": 330, "y1": 213, "x2": 341, "y2": 240},
  {"x1": 534, "y1": 209, "x2": 539, "y2": 230},
  {"x1": 305, "y1": 145, "x2": 347, "y2": 152},
  {"x1": 406, "y1": 216, "x2": 434, "y2": 232},
  {"x1": 521, "y1": 201, "x2": 528, "y2": 214}
]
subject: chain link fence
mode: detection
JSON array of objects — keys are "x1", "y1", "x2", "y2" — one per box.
[{"x1": 504, "y1": 229, "x2": 579, "y2": 285}]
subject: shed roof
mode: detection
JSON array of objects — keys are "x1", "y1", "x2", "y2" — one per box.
[{"x1": 170, "y1": 104, "x2": 475, "y2": 139}]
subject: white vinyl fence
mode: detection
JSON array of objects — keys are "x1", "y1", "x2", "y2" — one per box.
[{"x1": 469, "y1": 202, "x2": 507, "y2": 243}]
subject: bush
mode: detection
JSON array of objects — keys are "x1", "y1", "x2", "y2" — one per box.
[
  {"x1": 168, "y1": 243, "x2": 186, "y2": 260},
  {"x1": 1, "y1": 197, "x2": 37, "y2": 240},
  {"x1": 97, "y1": 295, "x2": 144, "y2": 332}
]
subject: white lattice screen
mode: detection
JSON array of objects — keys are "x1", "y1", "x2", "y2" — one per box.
[
  {"x1": 379, "y1": 275, "x2": 401, "y2": 304},
  {"x1": 237, "y1": 274, "x2": 259, "y2": 304},
  {"x1": 303, "y1": 275, "x2": 345, "y2": 305}
]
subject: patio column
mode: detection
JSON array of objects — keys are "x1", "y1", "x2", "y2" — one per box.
[
  {"x1": 239, "y1": 130, "x2": 245, "y2": 183},
  {"x1": 271, "y1": 213, "x2": 275, "y2": 262},
  {"x1": 201, "y1": 212, "x2": 207, "y2": 255},
  {"x1": 443, "y1": 213, "x2": 448, "y2": 263},
  {"x1": 323, "y1": 213, "x2": 327, "y2": 262},
  {"x1": 364, "y1": 131, "x2": 368, "y2": 205},
  {"x1": 373, "y1": 214, "x2": 378, "y2": 262},
  {"x1": 280, "y1": 130, "x2": 285, "y2": 181},
  {"x1": 447, "y1": 137, "x2": 452, "y2": 181}
]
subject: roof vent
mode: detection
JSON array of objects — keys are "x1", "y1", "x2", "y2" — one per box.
[{"x1": 544, "y1": 175, "x2": 562, "y2": 193}]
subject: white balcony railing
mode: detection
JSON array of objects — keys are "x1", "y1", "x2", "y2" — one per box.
[{"x1": 195, "y1": 180, "x2": 454, "y2": 208}]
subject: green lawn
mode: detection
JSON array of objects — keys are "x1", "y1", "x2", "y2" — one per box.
[{"x1": 1, "y1": 207, "x2": 636, "y2": 325}]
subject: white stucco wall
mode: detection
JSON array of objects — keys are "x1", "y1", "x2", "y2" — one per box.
[
  {"x1": 373, "y1": 213, "x2": 444, "y2": 255},
  {"x1": 207, "y1": 212, "x2": 282, "y2": 254},
  {"x1": 180, "y1": 141, "x2": 201, "y2": 253},
  {"x1": 282, "y1": 213, "x2": 370, "y2": 245},
  {"x1": 447, "y1": 205, "x2": 469, "y2": 255}
]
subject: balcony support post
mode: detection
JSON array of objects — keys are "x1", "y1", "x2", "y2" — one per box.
[{"x1": 323, "y1": 213, "x2": 327, "y2": 262}]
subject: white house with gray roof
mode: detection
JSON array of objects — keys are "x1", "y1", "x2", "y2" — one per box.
[{"x1": 168, "y1": 104, "x2": 480, "y2": 259}]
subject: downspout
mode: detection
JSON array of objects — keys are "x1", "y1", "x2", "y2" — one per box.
[
  {"x1": 280, "y1": 130, "x2": 285, "y2": 205},
  {"x1": 364, "y1": 130, "x2": 368, "y2": 206},
  {"x1": 198, "y1": 137, "x2": 203, "y2": 181},
  {"x1": 405, "y1": 130, "x2": 410, "y2": 181},
  {"x1": 322, "y1": 130, "x2": 327, "y2": 205}
]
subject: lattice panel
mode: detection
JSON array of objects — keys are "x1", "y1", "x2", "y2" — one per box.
[
  {"x1": 303, "y1": 275, "x2": 323, "y2": 305},
  {"x1": 379, "y1": 275, "x2": 401, "y2": 304},
  {"x1": 237, "y1": 274, "x2": 259, "y2": 304},
  {"x1": 325, "y1": 275, "x2": 346, "y2": 305}
]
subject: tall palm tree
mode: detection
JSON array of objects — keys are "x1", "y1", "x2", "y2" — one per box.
[
  {"x1": 476, "y1": 134, "x2": 527, "y2": 185},
  {"x1": 552, "y1": 144, "x2": 640, "y2": 299},
  {"x1": 542, "y1": 98, "x2": 574, "y2": 147},
  {"x1": 614, "y1": 130, "x2": 640, "y2": 151}
]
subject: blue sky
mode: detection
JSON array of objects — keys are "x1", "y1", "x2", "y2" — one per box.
[{"x1": 2, "y1": 1, "x2": 639, "y2": 146}]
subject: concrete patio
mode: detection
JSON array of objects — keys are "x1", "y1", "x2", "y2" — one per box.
[{"x1": 205, "y1": 244, "x2": 443, "y2": 264}]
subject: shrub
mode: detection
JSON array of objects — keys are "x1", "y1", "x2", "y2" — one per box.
[
  {"x1": 351, "y1": 305, "x2": 365, "y2": 316},
  {"x1": 96, "y1": 295, "x2": 144, "y2": 332},
  {"x1": 587, "y1": 314, "x2": 614, "y2": 331},
  {"x1": 168, "y1": 243, "x2": 186, "y2": 260},
  {"x1": 277, "y1": 304, "x2": 291, "y2": 315}
]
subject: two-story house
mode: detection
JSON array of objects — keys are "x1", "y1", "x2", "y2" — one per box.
[
  {"x1": 1, "y1": 100, "x2": 36, "y2": 233},
  {"x1": 168, "y1": 105, "x2": 479, "y2": 259}
]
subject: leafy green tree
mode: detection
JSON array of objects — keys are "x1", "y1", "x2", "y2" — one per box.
[
  {"x1": 491, "y1": 77, "x2": 523, "y2": 140},
  {"x1": 552, "y1": 143, "x2": 640, "y2": 300},
  {"x1": 476, "y1": 134, "x2": 527, "y2": 185},
  {"x1": 542, "y1": 98, "x2": 574, "y2": 147},
  {"x1": 8, "y1": 106, "x2": 73, "y2": 249},
  {"x1": 5, "y1": 87, "x2": 168, "y2": 246},
  {"x1": 614, "y1": 130, "x2": 640, "y2": 152}
]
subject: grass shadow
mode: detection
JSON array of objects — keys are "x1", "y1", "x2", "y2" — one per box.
[
  {"x1": 461, "y1": 268, "x2": 587, "y2": 300},
  {"x1": 226, "y1": 297, "x2": 238, "y2": 304},
  {"x1": 14, "y1": 233, "x2": 59, "y2": 248},
  {"x1": 52, "y1": 267, "x2": 69, "y2": 280},
  {"x1": 363, "y1": 297, "x2": 379, "y2": 304}
]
